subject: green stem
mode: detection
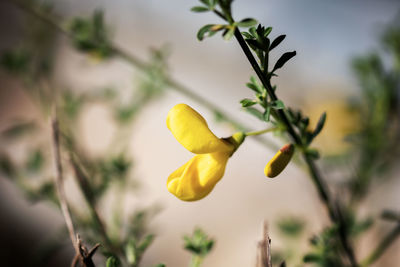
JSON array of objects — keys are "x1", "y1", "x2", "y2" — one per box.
[
  {"x1": 189, "y1": 255, "x2": 203, "y2": 267},
  {"x1": 245, "y1": 127, "x2": 278, "y2": 136},
  {"x1": 360, "y1": 223, "x2": 400, "y2": 267}
]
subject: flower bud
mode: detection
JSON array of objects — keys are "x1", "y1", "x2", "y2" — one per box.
[{"x1": 264, "y1": 144, "x2": 294, "y2": 178}]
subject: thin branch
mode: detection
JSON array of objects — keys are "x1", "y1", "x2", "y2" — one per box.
[
  {"x1": 53, "y1": 116, "x2": 100, "y2": 267},
  {"x1": 360, "y1": 223, "x2": 400, "y2": 267},
  {"x1": 51, "y1": 116, "x2": 80, "y2": 256},
  {"x1": 7, "y1": 0, "x2": 275, "y2": 150},
  {"x1": 69, "y1": 155, "x2": 113, "y2": 249}
]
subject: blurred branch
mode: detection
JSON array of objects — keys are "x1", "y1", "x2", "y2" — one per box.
[
  {"x1": 52, "y1": 115, "x2": 98, "y2": 267},
  {"x1": 51, "y1": 116, "x2": 80, "y2": 255},
  {"x1": 7, "y1": 0, "x2": 275, "y2": 149},
  {"x1": 69, "y1": 156, "x2": 113, "y2": 249},
  {"x1": 360, "y1": 222, "x2": 400, "y2": 267}
]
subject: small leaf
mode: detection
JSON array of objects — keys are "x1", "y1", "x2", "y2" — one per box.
[
  {"x1": 200, "y1": 0, "x2": 211, "y2": 6},
  {"x1": 245, "y1": 107, "x2": 264, "y2": 121},
  {"x1": 223, "y1": 27, "x2": 235, "y2": 41},
  {"x1": 249, "y1": 27, "x2": 257, "y2": 37},
  {"x1": 26, "y1": 149, "x2": 44, "y2": 173},
  {"x1": 305, "y1": 148, "x2": 320, "y2": 159},
  {"x1": 125, "y1": 240, "x2": 137, "y2": 265},
  {"x1": 2, "y1": 121, "x2": 36, "y2": 139},
  {"x1": 237, "y1": 18, "x2": 258, "y2": 28},
  {"x1": 197, "y1": 24, "x2": 214, "y2": 41},
  {"x1": 303, "y1": 253, "x2": 321, "y2": 263},
  {"x1": 246, "y1": 83, "x2": 259, "y2": 93},
  {"x1": 106, "y1": 256, "x2": 121, "y2": 267},
  {"x1": 312, "y1": 112, "x2": 327, "y2": 138},
  {"x1": 272, "y1": 51, "x2": 296, "y2": 72},
  {"x1": 270, "y1": 100, "x2": 285, "y2": 110},
  {"x1": 191, "y1": 6, "x2": 210, "y2": 12},
  {"x1": 242, "y1": 32, "x2": 253, "y2": 39},
  {"x1": 240, "y1": 99, "x2": 257, "y2": 107},
  {"x1": 0, "y1": 154, "x2": 15, "y2": 178},
  {"x1": 263, "y1": 107, "x2": 271, "y2": 122},
  {"x1": 264, "y1": 27, "x2": 272, "y2": 37},
  {"x1": 270, "y1": 35, "x2": 286, "y2": 50}
]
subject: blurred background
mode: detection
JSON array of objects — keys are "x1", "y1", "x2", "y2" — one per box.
[{"x1": 0, "y1": 0, "x2": 400, "y2": 266}]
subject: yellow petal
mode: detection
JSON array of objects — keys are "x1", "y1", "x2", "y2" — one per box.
[
  {"x1": 167, "y1": 151, "x2": 230, "y2": 201},
  {"x1": 166, "y1": 104, "x2": 233, "y2": 154},
  {"x1": 264, "y1": 144, "x2": 294, "y2": 178}
]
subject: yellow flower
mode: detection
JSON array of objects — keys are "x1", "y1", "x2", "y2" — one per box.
[
  {"x1": 166, "y1": 104, "x2": 244, "y2": 201},
  {"x1": 264, "y1": 144, "x2": 294, "y2": 178}
]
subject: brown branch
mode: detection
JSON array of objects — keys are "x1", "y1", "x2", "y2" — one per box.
[
  {"x1": 52, "y1": 116, "x2": 100, "y2": 267},
  {"x1": 51, "y1": 116, "x2": 80, "y2": 256}
]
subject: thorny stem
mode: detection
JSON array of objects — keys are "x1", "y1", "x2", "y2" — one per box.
[
  {"x1": 360, "y1": 223, "x2": 400, "y2": 267},
  {"x1": 7, "y1": 0, "x2": 275, "y2": 150}
]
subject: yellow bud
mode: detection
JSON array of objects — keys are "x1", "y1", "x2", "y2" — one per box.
[{"x1": 264, "y1": 144, "x2": 294, "y2": 178}]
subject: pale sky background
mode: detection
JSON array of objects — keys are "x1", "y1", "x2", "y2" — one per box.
[{"x1": 1, "y1": 0, "x2": 400, "y2": 266}]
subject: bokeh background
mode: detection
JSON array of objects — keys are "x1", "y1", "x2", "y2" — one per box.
[{"x1": 1, "y1": 0, "x2": 400, "y2": 266}]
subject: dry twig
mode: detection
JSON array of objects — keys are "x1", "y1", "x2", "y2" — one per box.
[{"x1": 256, "y1": 222, "x2": 272, "y2": 267}]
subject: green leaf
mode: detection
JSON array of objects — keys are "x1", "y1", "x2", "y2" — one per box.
[
  {"x1": 125, "y1": 240, "x2": 137, "y2": 265},
  {"x1": 303, "y1": 253, "x2": 321, "y2": 263},
  {"x1": 305, "y1": 148, "x2": 320, "y2": 159},
  {"x1": 263, "y1": 107, "x2": 271, "y2": 122},
  {"x1": 240, "y1": 99, "x2": 257, "y2": 107},
  {"x1": 270, "y1": 100, "x2": 285, "y2": 110},
  {"x1": 312, "y1": 112, "x2": 327, "y2": 138},
  {"x1": 26, "y1": 149, "x2": 44, "y2": 173},
  {"x1": 197, "y1": 24, "x2": 215, "y2": 41},
  {"x1": 242, "y1": 32, "x2": 253, "y2": 39},
  {"x1": 249, "y1": 27, "x2": 257, "y2": 37},
  {"x1": 191, "y1": 6, "x2": 210, "y2": 12},
  {"x1": 223, "y1": 27, "x2": 235, "y2": 41},
  {"x1": 0, "y1": 49, "x2": 31, "y2": 74},
  {"x1": 1, "y1": 121, "x2": 36, "y2": 139},
  {"x1": 246, "y1": 83, "x2": 259, "y2": 93},
  {"x1": 183, "y1": 228, "x2": 215, "y2": 257},
  {"x1": 200, "y1": 0, "x2": 211, "y2": 6},
  {"x1": 138, "y1": 234, "x2": 155, "y2": 251},
  {"x1": 245, "y1": 107, "x2": 264, "y2": 121},
  {"x1": 106, "y1": 256, "x2": 121, "y2": 267},
  {"x1": 277, "y1": 216, "x2": 305, "y2": 238},
  {"x1": 270, "y1": 35, "x2": 286, "y2": 50},
  {"x1": 272, "y1": 51, "x2": 296, "y2": 72},
  {"x1": 264, "y1": 27, "x2": 272, "y2": 37},
  {"x1": 0, "y1": 154, "x2": 15, "y2": 178},
  {"x1": 237, "y1": 18, "x2": 258, "y2": 28}
]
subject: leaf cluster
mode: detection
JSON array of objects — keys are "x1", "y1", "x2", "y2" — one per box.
[
  {"x1": 69, "y1": 9, "x2": 113, "y2": 59},
  {"x1": 183, "y1": 228, "x2": 214, "y2": 257}
]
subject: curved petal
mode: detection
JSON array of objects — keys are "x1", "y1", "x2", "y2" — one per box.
[
  {"x1": 166, "y1": 104, "x2": 233, "y2": 154},
  {"x1": 167, "y1": 151, "x2": 230, "y2": 201}
]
